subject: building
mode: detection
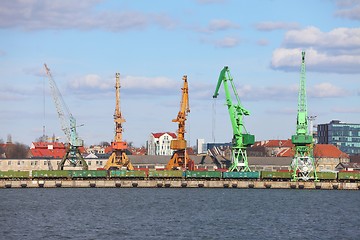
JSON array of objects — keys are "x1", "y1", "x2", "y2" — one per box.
[
  {"x1": 196, "y1": 139, "x2": 206, "y2": 154},
  {"x1": 29, "y1": 142, "x2": 67, "y2": 159},
  {"x1": 317, "y1": 120, "x2": 360, "y2": 155},
  {"x1": 147, "y1": 132, "x2": 177, "y2": 155}
]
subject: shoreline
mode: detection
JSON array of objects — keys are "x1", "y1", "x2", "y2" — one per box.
[{"x1": 1, "y1": 180, "x2": 359, "y2": 190}]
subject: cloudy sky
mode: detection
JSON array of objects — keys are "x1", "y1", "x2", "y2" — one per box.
[{"x1": 0, "y1": 0, "x2": 359, "y2": 147}]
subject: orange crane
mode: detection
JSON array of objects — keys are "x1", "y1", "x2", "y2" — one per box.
[
  {"x1": 104, "y1": 73, "x2": 134, "y2": 170},
  {"x1": 166, "y1": 75, "x2": 195, "y2": 170}
]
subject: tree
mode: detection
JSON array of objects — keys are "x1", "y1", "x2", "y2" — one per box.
[
  {"x1": 0, "y1": 139, "x2": 5, "y2": 158},
  {"x1": 5, "y1": 142, "x2": 29, "y2": 159},
  {"x1": 100, "y1": 141, "x2": 110, "y2": 147}
]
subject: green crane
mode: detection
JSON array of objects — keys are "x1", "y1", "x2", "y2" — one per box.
[
  {"x1": 213, "y1": 66, "x2": 255, "y2": 172},
  {"x1": 290, "y1": 51, "x2": 317, "y2": 181}
]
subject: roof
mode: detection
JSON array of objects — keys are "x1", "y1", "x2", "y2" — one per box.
[
  {"x1": 336, "y1": 162, "x2": 360, "y2": 169},
  {"x1": 314, "y1": 144, "x2": 349, "y2": 158},
  {"x1": 151, "y1": 132, "x2": 177, "y2": 139},
  {"x1": 31, "y1": 142, "x2": 65, "y2": 149},
  {"x1": 30, "y1": 148, "x2": 66, "y2": 159},
  {"x1": 253, "y1": 140, "x2": 293, "y2": 148},
  {"x1": 275, "y1": 144, "x2": 349, "y2": 158}
]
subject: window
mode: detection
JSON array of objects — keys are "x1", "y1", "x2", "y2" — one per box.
[
  {"x1": 88, "y1": 161, "x2": 91, "y2": 166},
  {"x1": 8, "y1": 161, "x2": 11, "y2": 165},
  {"x1": 18, "y1": 161, "x2": 20, "y2": 165}
]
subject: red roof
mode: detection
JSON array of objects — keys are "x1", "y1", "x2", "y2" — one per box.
[
  {"x1": 104, "y1": 146, "x2": 113, "y2": 154},
  {"x1": 314, "y1": 144, "x2": 349, "y2": 158},
  {"x1": 31, "y1": 142, "x2": 65, "y2": 149},
  {"x1": 253, "y1": 140, "x2": 293, "y2": 148},
  {"x1": 151, "y1": 132, "x2": 177, "y2": 139},
  {"x1": 30, "y1": 149, "x2": 66, "y2": 158},
  {"x1": 277, "y1": 148, "x2": 294, "y2": 157},
  {"x1": 276, "y1": 144, "x2": 349, "y2": 158}
]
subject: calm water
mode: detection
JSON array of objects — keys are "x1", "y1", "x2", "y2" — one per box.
[{"x1": 0, "y1": 188, "x2": 359, "y2": 240}]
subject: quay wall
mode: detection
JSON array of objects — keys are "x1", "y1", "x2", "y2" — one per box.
[{"x1": 1, "y1": 180, "x2": 359, "y2": 190}]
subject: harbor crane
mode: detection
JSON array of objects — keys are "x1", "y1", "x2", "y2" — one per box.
[
  {"x1": 290, "y1": 51, "x2": 318, "y2": 181},
  {"x1": 104, "y1": 73, "x2": 134, "y2": 170},
  {"x1": 44, "y1": 64, "x2": 88, "y2": 170},
  {"x1": 213, "y1": 66, "x2": 254, "y2": 172},
  {"x1": 166, "y1": 75, "x2": 195, "y2": 170}
]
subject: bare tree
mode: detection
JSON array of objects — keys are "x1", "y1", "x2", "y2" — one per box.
[
  {"x1": 100, "y1": 141, "x2": 110, "y2": 147},
  {"x1": 5, "y1": 142, "x2": 29, "y2": 159}
]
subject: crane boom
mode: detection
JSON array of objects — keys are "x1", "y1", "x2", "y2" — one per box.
[
  {"x1": 166, "y1": 75, "x2": 194, "y2": 170},
  {"x1": 44, "y1": 64, "x2": 71, "y2": 142},
  {"x1": 104, "y1": 73, "x2": 134, "y2": 170},
  {"x1": 43, "y1": 64, "x2": 87, "y2": 170},
  {"x1": 213, "y1": 66, "x2": 254, "y2": 172},
  {"x1": 290, "y1": 51, "x2": 317, "y2": 181}
]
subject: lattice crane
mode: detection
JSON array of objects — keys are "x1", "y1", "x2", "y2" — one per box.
[
  {"x1": 44, "y1": 64, "x2": 88, "y2": 170},
  {"x1": 290, "y1": 51, "x2": 318, "y2": 181},
  {"x1": 213, "y1": 66, "x2": 254, "y2": 172},
  {"x1": 166, "y1": 75, "x2": 195, "y2": 170},
  {"x1": 104, "y1": 73, "x2": 134, "y2": 170}
]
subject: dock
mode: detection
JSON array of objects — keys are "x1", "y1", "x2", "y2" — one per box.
[{"x1": 1, "y1": 180, "x2": 359, "y2": 190}]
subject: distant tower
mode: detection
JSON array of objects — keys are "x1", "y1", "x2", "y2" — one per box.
[{"x1": 308, "y1": 115, "x2": 317, "y2": 138}]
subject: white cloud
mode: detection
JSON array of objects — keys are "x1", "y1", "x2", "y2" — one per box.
[
  {"x1": 283, "y1": 27, "x2": 360, "y2": 50},
  {"x1": 335, "y1": 0, "x2": 360, "y2": 21},
  {"x1": 255, "y1": 21, "x2": 300, "y2": 31},
  {"x1": 331, "y1": 107, "x2": 360, "y2": 113},
  {"x1": 69, "y1": 74, "x2": 112, "y2": 90},
  {"x1": 0, "y1": 0, "x2": 176, "y2": 31},
  {"x1": 214, "y1": 36, "x2": 240, "y2": 48},
  {"x1": 271, "y1": 47, "x2": 360, "y2": 73},
  {"x1": 208, "y1": 19, "x2": 240, "y2": 32},
  {"x1": 271, "y1": 27, "x2": 360, "y2": 73},
  {"x1": 196, "y1": 19, "x2": 240, "y2": 33},
  {"x1": 67, "y1": 74, "x2": 178, "y2": 96},
  {"x1": 122, "y1": 75, "x2": 177, "y2": 90},
  {"x1": 308, "y1": 83, "x2": 349, "y2": 98}
]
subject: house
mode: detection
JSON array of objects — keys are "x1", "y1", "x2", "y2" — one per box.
[
  {"x1": 249, "y1": 140, "x2": 293, "y2": 157},
  {"x1": 314, "y1": 144, "x2": 350, "y2": 171},
  {"x1": 335, "y1": 162, "x2": 360, "y2": 171},
  {"x1": 147, "y1": 132, "x2": 177, "y2": 155},
  {"x1": 29, "y1": 142, "x2": 67, "y2": 159}
]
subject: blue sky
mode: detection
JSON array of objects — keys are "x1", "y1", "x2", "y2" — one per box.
[{"x1": 0, "y1": 0, "x2": 359, "y2": 147}]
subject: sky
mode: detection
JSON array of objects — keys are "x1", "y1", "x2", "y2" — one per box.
[{"x1": 0, "y1": 0, "x2": 359, "y2": 148}]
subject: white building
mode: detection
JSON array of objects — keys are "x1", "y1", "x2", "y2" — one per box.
[
  {"x1": 196, "y1": 138, "x2": 206, "y2": 154},
  {"x1": 147, "y1": 132, "x2": 177, "y2": 155}
]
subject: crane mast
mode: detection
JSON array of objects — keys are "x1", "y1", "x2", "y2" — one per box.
[
  {"x1": 166, "y1": 75, "x2": 194, "y2": 170},
  {"x1": 213, "y1": 66, "x2": 254, "y2": 172},
  {"x1": 43, "y1": 64, "x2": 88, "y2": 170},
  {"x1": 290, "y1": 51, "x2": 318, "y2": 181},
  {"x1": 104, "y1": 73, "x2": 134, "y2": 170}
]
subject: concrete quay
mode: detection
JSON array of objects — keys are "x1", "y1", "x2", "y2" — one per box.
[{"x1": 1, "y1": 180, "x2": 360, "y2": 190}]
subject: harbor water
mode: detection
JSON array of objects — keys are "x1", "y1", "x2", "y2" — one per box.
[{"x1": 1, "y1": 188, "x2": 359, "y2": 240}]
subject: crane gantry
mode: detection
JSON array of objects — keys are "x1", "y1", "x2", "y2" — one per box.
[
  {"x1": 166, "y1": 75, "x2": 194, "y2": 170},
  {"x1": 291, "y1": 51, "x2": 318, "y2": 181},
  {"x1": 213, "y1": 66, "x2": 254, "y2": 172},
  {"x1": 104, "y1": 73, "x2": 134, "y2": 170},
  {"x1": 44, "y1": 64, "x2": 88, "y2": 170}
]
